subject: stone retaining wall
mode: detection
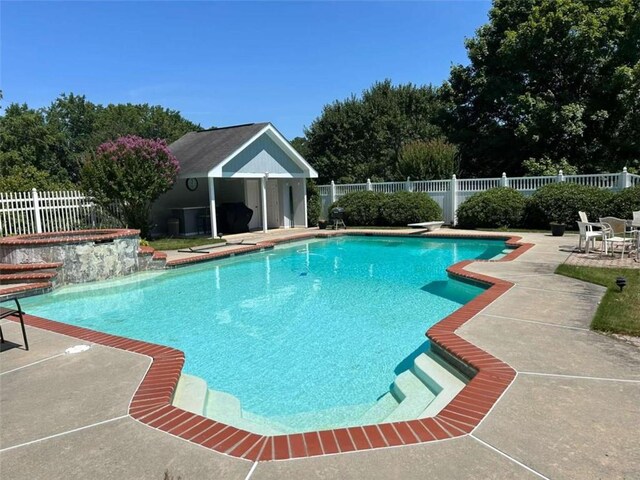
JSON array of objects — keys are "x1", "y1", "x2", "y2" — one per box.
[{"x1": 0, "y1": 229, "x2": 142, "y2": 284}]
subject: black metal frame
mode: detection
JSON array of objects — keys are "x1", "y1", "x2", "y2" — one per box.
[{"x1": 0, "y1": 298, "x2": 29, "y2": 350}]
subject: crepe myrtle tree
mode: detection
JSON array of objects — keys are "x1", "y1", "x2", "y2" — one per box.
[{"x1": 82, "y1": 135, "x2": 179, "y2": 238}]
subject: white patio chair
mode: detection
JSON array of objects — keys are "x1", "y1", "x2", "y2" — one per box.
[
  {"x1": 631, "y1": 211, "x2": 640, "y2": 261},
  {"x1": 577, "y1": 221, "x2": 601, "y2": 254},
  {"x1": 599, "y1": 217, "x2": 634, "y2": 258}
]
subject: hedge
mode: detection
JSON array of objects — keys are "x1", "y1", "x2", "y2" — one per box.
[
  {"x1": 330, "y1": 190, "x2": 442, "y2": 226},
  {"x1": 612, "y1": 184, "x2": 640, "y2": 219},
  {"x1": 329, "y1": 191, "x2": 385, "y2": 226},
  {"x1": 526, "y1": 183, "x2": 615, "y2": 229},
  {"x1": 456, "y1": 188, "x2": 527, "y2": 229},
  {"x1": 380, "y1": 191, "x2": 443, "y2": 226}
]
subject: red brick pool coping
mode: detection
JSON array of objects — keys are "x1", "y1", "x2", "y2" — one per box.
[
  {"x1": 6, "y1": 232, "x2": 534, "y2": 462},
  {"x1": 0, "y1": 228, "x2": 140, "y2": 246}
]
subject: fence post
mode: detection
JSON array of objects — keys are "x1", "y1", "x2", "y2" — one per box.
[
  {"x1": 32, "y1": 188, "x2": 43, "y2": 233},
  {"x1": 501, "y1": 172, "x2": 508, "y2": 187},
  {"x1": 450, "y1": 174, "x2": 458, "y2": 226},
  {"x1": 366, "y1": 178, "x2": 373, "y2": 191},
  {"x1": 620, "y1": 167, "x2": 630, "y2": 189},
  {"x1": 330, "y1": 180, "x2": 336, "y2": 203},
  {"x1": 556, "y1": 170, "x2": 564, "y2": 183},
  {"x1": 405, "y1": 176, "x2": 413, "y2": 192}
]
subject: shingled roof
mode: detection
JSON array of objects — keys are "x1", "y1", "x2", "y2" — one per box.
[{"x1": 169, "y1": 122, "x2": 270, "y2": 176}]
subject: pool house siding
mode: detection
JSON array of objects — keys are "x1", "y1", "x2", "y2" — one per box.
[{"x1": 150, "y1": 123, "x2": 317, "y2": 237}]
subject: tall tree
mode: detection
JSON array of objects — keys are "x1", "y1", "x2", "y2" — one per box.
[
  {"x1": 305, "y1": 80, "x2": 446, "y2": 183},
  {"x1": 443, "y1": 0, "x2": 640, "y2": 176},
  {"x1": 0, "y1": 94, "x2": 202, "y2": 188},
  {"x1": 397, "y1": 139, "x2": 458, "y2": 180},
  {"x1": 46, "y1": 93, "x2": 99, "y2": 181},
  {"x1": 290, "y1": 136, "x2": 310, "y2": 159},
  {"x1": 0, "y1": 103, "x2": 66, "y2": 180},
  {"x1": 92, "y1": 103, "x2": 201, "y2": 146}
]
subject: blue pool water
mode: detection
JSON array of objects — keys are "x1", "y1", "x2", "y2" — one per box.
[{"x1": 21, "y1": 235, "x2": 505, "y2": 430}]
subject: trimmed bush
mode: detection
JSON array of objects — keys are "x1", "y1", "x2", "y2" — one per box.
[
  {"x1": 456, "y1": 188, "x2": 526, "y2": 229},
  {"x1": 380, "y1": 192, "x2": 442, "y2": 227},
  {"x1": 330, "y1": 190, "x2": 442, "y2": 226},
  {"x1": 612, "y1": 184, "x2": 640, "y2": 219},
  {"x1": 526, "y1": 183, "x2": 614, "y2": 229},
  {"x1": 380, "y1": 191, "x2": 442, "y2": 226},
  {"x1": 330, "y1": 191, "x2": 386, "y2": 226}
]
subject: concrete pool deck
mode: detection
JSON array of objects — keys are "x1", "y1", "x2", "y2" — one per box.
[{"x1": 1, "y1": 230, "x2": 639, "y2": 479}]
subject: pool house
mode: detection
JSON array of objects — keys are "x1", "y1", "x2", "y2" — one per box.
[{"x1": 151, "y1": 122, "x2": 318, "y2": 237}]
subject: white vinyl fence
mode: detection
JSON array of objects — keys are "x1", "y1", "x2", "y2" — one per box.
[
  {"x1": 318, "y1": 168, "x2": 640, "y2": 225},
  {"x1": 0, "y1": 189, "x2": 122, "y2": 237}
]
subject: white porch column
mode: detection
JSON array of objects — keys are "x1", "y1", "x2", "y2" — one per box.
[
  {"x1": 450, "y1": 174, "x2": 458, "y2": 226},
  {"x1": 261, "y1": 175, "x2": 268, "y2": 233},
  {"x1": 303, "y1": 180, "x2": 308, "y2": 227},
  {"x1": 208, "y1": 176, "x2": 218, "y2": 238}
]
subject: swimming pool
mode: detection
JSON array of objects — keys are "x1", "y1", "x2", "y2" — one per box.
[{"x1": 21, "y1": 235, "x2": 506, "y2": 432}]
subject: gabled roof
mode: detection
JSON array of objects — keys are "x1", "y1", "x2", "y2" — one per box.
[
  {"x1": 169, "y1": 122, "x2": 317, "y2": 178},
  {"x1": 169, "y1": 123, "x2": 269, "y2": 177}
]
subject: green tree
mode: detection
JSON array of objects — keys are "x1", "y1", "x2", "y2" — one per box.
[
  {"x1": 305, "y1": 80, "x2": 446, "y2": 183},
  {"x1": 92, "y1": 103, "x2": 201, "y2": 146},
  {"x1": 0, "y1": 165, "x2": 75, "y2": 192},
  {"x1": 397, "y1": 138, "x2": 458, "y2": 180},
  {"x1": 521, "y1": 156, "x2": 577, "y2": 176},
  {"x1": 81, "y1": 136, "x2": 180, "y2": 238},
  {"x1": 46, "y1": 93, "x2": 99, "y2": 181},
  {"x1": 0, "y1": 94, "x2": 201, "y2": 191},
  {"x1": 290, "y1": 136, "x2": 310, "y2": 158},
  {"x1": 443, "y1": 0, "x2": 640, "y2": 176},
  {"x1": 0, "y1": 103, "x2": 68, "y2": 181}
]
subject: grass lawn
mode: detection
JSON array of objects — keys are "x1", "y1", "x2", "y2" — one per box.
[
  {"x1": 556, "y1": 264, "x2": 640, "y2": 336},
  {"x1": 148, "y1": 236, "x2": 224, "y2": 251}
]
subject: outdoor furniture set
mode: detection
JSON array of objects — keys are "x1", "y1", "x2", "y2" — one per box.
[{"x1": 577, "y1": 211, "x2": 640, "y2": 261}]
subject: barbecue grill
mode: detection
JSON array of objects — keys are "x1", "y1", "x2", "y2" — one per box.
[{"x1": 330, "y1": 207, "x2": 346, "y2": 230}]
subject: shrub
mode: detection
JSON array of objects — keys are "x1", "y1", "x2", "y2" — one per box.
[
  {"x1": 612, "y1": 184, "x2": 640, "y2": 219},
  {"x1": 330, "y1": 190, "x2": 385, "y2": 226},
  {"x1": 331, "y1": 190, "x2": 442, "y2": 226},
  {"x1": 456, "y1": 188, "x2": 526, "y2": 229},
  {"x1": 82, "y1": 136, "x2": 179, "y2": 238},
  {"x1": 380, "y1": 191, "x2": 442, "y2": 226},
  {"x1": 306, "y1": 180, "x2": 321, "y2": 226},
  {"x1": 525, "y1": 183, "x2": 614, "y2": 229}
]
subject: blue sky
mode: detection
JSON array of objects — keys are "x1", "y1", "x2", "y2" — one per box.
[{"x1": 1, "y1": 1, "x2": 491, "y2": 139}]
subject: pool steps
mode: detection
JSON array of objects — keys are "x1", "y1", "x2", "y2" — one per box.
[
  {"x1": 172, "y1": 350, "x2": 467, "y2": 432},
  {"x1": 172, "y1": 374, "x2": 208, "y2": 415},
  {"x1": 204, "y1": 390, "x2": 242, "y2": 423},
  {"x1": 0, "y1": 263, "x2": 62, "y2": 295},
  {"x1": 414, "y1": 352, "x2": 466, "y2": 417},
  {"x1": 172, "y1": 374, "x2": 287, "y2": 435},
  {"x1": 358, "y1": 393, "x2": 399, "y2": 425},
  {"x1": 386, "y1": 370, "x2": 437, "y2": 422}
]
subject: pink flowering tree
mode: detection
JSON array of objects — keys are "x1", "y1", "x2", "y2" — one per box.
[{"x1": 82, "y1": 136, "x2": 179, "y2": 237}]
